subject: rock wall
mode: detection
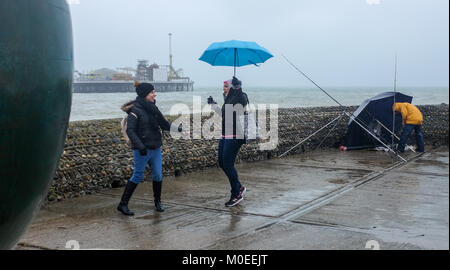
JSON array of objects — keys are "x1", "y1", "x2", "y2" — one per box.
[{"x1": 46, "y1": 104, "x2": 449, "y2": 202}]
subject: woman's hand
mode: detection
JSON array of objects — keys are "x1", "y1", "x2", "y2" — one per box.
[
  {"x1": 139, "y1": 148, "x2": 147, "y2": 156},
  {"x1": 207, "y1": 96, "x2": 217, "y2": 105}
]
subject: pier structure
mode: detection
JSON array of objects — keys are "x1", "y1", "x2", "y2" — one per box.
[
  {"x1": 73, "y1": 33, "x2": 194, "y2": 93},
  {"x1": 73, "y1": 80, "x2": 194, "y2": 93}
]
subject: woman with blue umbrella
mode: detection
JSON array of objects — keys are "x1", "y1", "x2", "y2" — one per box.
[
  {"x1": 200, "y1": 40, "x2": 273, "y2": 207},
  {"x1": 208, "y1": 76, "x2": 248, "y2": 206}
]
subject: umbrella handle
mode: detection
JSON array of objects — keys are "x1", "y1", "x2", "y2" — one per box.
[{"x1": 234, "y1": 48, "x2": 237, "y2": 76}]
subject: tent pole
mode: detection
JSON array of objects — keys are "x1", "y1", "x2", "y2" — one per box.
[
  {"x1": 314, "y1": 113, "x2": 344, "y2": 151},
  {"x1": 392, "y1": 53, "x2": 398, "y2": 149},
  {"x1": 282, "y1": 54, "x2": 407, "y2": 162},
  {"x1": 279, "y1": 113, "x2": 345, "y2": 158}
]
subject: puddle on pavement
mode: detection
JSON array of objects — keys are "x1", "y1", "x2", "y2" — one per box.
[
  {"x1": 328, "y1": 179, "x2": 349, "y2": 185},
  {"x1": 413, "y1": 159, "x2": 448, "y2": 167}
]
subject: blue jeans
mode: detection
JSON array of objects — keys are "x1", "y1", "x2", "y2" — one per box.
[
  {"x1": 218, "y1": 139, "x2": 244, "y2": 198},
  {"x1": 130, "y1": 148, "x2": 163, "y2": 184},
  {"x1": 398, "y1": 124, "x2": 425, "y2": 152}
]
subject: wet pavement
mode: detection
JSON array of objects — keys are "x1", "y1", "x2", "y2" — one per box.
[{"x1": 16, "y1": 146, "x2": 449, "y2": 250}]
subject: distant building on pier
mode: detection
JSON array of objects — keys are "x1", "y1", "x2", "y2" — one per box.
[{"x1": 73, "y1": 33, "x2": 194, "y2": 93}]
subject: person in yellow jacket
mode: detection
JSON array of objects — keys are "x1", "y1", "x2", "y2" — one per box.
[{"x1": 393, "y1": 102, "x2": 425, "y2": 152}]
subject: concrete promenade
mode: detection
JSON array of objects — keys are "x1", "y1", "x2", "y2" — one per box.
[{"x1": 16, "y1": 146, "x2": 449, "y2": 250}]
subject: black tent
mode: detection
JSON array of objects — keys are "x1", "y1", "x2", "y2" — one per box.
[{"x1": 343, "y1": 92, "x2": 413, "y2": 150}]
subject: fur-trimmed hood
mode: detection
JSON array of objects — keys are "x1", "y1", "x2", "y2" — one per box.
[{"x1": 121, "y1": 100, "x2": 135, "y2": 113}]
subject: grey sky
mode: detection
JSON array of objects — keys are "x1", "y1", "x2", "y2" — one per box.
[{"x1": 69, "y1": 0, "x2": 449, "y2": 87}]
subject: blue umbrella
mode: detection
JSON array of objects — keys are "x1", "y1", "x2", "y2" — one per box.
[{"x1": 199, "y1": 40, "x2": 273, "y2": 76}]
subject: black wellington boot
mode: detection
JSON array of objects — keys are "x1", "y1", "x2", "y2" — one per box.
[
  {"x1": 117, "y1": 181, "x2": 138, "y2": 216},
  {"x1": 153, "y1": 181, "x2": 165, "y2": 212}
]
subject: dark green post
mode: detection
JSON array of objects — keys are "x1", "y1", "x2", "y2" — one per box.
[{"x1": 0, "y1": 0, "x2": 73, "y2": 249}]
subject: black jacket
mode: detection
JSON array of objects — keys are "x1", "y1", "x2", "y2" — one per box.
[
  {"x1": 221, "y1": 87, "x2": 249, "y2": 140},
  {"x1": 122, "y1": 97, "x2": 171, "y2": 150}
]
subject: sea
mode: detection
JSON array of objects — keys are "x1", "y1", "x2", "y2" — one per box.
[{"x1": 70, "y1": 86, "x2": 449, "y2": 122}]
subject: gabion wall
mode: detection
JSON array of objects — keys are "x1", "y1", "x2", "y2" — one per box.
[{"x1": 46, "y1": 104, "x2": 449, "y2": 202}]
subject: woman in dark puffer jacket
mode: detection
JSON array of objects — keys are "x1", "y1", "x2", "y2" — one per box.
[
  {"x1": 209, "y1": 77, "x2": 249, "y2": 207},
  {"x1": 118, "y1": 82, "x2": 177, "y2": 215}
]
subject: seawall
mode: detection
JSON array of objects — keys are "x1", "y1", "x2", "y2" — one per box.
[{"x1": 46, "y1": 104, "x2": 449, "y2": 202}]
